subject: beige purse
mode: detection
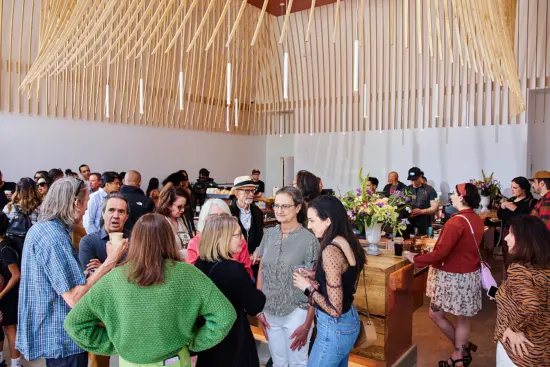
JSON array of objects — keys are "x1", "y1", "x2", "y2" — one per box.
[{"x1": 354, "y1": 269, "x2": 377, "y2": 348}]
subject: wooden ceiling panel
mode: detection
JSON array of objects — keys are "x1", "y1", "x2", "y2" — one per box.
[{"x1": 247, "y1": 0, "x2": 342, "y2": 16}]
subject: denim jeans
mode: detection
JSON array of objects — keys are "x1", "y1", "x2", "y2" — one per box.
[{"x1": 307, "y1": 305, "x2": 360, "y2": 367}]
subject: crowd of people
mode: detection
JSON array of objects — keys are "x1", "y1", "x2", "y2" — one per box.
[{"x1": 0, "y1": 165, "x2": 548, "y2": 367}]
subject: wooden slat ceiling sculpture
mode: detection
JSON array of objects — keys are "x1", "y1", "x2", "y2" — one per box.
[{"x1": 0, "y1": 0, "x2": 546, "y2": 135}]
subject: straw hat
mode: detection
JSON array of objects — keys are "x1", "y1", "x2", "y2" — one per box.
[{"x1": 231, "y1": 176, "x2": 258, "y2": 194}]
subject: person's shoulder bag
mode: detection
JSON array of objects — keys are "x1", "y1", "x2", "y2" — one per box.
[{"x1": 455, "y1": 214, "x2": 497, "y2": 290}]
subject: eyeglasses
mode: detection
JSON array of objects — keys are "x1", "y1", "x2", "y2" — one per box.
[
  {"x1": 38, "y1": 182, "x2": 47, "y2": 188},
  {"x1": 238, "y1": 189, "x2": 256, "y2": 195},
  {"x1": 173, "y1": 204, "x2": 186, "y2": 211},
  {"x1": 273, "y1": 204, "x2": 295, "y2": 211},
  {"x1": 232, "y1": 232, "x2": 242, "y2": 237}
]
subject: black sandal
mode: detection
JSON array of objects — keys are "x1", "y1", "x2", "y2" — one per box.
[
  {"x1": 438, "y1": 357, "x2": 468, "y2": 367},
  {"x1": 462, "y1": 344, "x2": 475, "y2": 367}
]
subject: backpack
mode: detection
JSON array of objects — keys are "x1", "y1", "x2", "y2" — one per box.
[
  {"x1": 6, "y1": 205, "x2": 32, "y2": 237},
  {"x1": 6, "y1": 205, "x2": 33, "y2": 254}
]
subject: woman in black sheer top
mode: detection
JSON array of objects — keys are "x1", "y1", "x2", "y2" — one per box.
[{"x1": 293, "y1": 195, "x2": 366, "y2": 367}]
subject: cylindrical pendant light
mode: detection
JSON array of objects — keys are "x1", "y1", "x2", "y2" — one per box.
[
  {"x1": 433, "y1": 84, "x2": 439, "y2": 118},
  {"x1": 342, "y1": 108, "x2": 347, "y2": 134},
  {"x1": 420, "y1": 104, "x2": 424, "y2": 131},
  {"x1": 179, "y1": 72, "x2": 184, "y2": 110},
  {"x1": 105, "y1": 84, "x2": 110, "y2": 118},
  {"x1": 139, "y1": 78, "x2": 144, "y2": 115},
  {"x1": 353, "y1": 40, "x2": 359, "y2": 92},
  {"x1": 234, "y1": 98, "x2": 239, "y2": 126},
  {"x1": 226, "y1": 106, "x2": 230, "y2": 131},
  {"x1": 363, "y1": 83, "x2": 367, "y2": 118},
  {"x1": 226, "y1": 63, "x2": 232, "y2": 105},
  {"x1": 283, "y1": 52, "x2": 289, "y2": 100}
]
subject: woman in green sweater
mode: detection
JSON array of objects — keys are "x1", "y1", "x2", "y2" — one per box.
[{"x1": 64, "y1": 213, "x2": 237, "y2": 367}]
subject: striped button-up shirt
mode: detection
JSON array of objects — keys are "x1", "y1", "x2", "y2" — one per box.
[
  {"x1": 16, "y1": 219, "x2": 86, "y2": 360},
  {"x1": 83, "y1": 188, "x2": 106, "y2": 234}
]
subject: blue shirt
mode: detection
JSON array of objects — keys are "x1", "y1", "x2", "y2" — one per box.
[
  {"x1": 83, "y1": 188, "x2": 107, "y2": 234},
  {"x1": 78, "y1": 227, "x2": 130, "y2": 270},
  {"x1": 16, "y1": 219, "x2": 86, "y2": 360}
]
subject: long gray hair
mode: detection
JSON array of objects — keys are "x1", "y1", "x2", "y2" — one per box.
[{"x1": 39, "y1": 177, "x2": 87, "y2": 227}]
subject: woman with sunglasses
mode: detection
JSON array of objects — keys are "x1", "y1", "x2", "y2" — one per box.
[
  {"x1": 252, "y1": 187, "x2": 320, "y2": 367},
  {"x1": 36, "y1": 177, "x2": 49, "y2": 200},
  {"x1": 156, "y1": 183, "x2": 195, "y2": 260}
]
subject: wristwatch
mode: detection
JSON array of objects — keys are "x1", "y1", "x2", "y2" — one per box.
[{"x1": 304, "y1": 286, "x2": 315, "y2": 297}]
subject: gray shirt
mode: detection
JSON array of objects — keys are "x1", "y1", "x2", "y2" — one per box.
[{"x1": 256, "y1": 224, "x2": 320, "y2": 316}]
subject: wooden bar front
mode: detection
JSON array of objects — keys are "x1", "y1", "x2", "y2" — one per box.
[{"x1": 352, "y1": 250, "x2": 414, "y2": 366}]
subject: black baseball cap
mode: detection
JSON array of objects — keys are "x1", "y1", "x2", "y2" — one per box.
[{"x1": 407, "y1": 167, "x2": 423, "y2": 181}]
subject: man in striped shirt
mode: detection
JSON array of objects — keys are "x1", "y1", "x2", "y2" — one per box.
[{"x1": 530, "y1": 171, "x2": 550, "y2": 230}]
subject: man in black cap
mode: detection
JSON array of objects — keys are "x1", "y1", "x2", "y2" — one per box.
[
  {"x1": 251, "y1": 169, "x2": 265, "y2": 198},
  {"x1": 406, "y1": 167, "x2": 438, "y2": 235}
]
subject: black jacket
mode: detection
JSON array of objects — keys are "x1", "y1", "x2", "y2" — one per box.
[
  {"x1": 120, "y1": 185, "x2": 155, "y2": 231},
  {"x1": 230, "y1": 198, "x2": 264, "y2": 255},
  {"x1": 382, "y1": 181, "x2": 407, "y2": 197},
  {"x1": 194, "y1": 259, "x2": 265, "y2": 367}
]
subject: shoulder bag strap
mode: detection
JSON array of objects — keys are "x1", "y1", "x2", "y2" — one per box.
[
  {"x1": 361, "y1": 269, "x2": 371, "y2": 321},
  {"x1": 455, "y1": 214, "x2": 483, "y2": 263}
]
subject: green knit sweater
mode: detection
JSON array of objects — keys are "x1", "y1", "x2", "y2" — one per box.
[{"x1": 64, "y1": 261, "x2": 237, "y2": 364}]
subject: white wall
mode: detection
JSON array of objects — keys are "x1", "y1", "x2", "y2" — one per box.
[
  {"x1": 527, "y1": 89, "x2": 550, "y2": 176},
  {"x1": 265, "y1": 123, "x2": 529, "y2": 200},
  {"x1": 0, "y1": 113, "x2": 266, "y2": 189}
]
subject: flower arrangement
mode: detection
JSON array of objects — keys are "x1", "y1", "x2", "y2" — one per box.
[
  {"x1": 341, "y1": 168, "x2": 412, "y2": 236},
  {"x1": 470, "y1": 170, "x2": 501, "y2": 198}
]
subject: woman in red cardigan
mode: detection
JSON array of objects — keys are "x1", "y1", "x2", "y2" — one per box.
[{"x1": 404, "y1": 183, "x2": 484, "y2": 367}]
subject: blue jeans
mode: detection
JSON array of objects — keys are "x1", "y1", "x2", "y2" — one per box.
[{"x1": 307, "y1": 305, "x2": 360, "y2": 367}]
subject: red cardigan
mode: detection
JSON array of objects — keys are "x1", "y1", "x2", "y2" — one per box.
[{"x1": 413, "y1": 209, "x2": 484, "y2": 273}]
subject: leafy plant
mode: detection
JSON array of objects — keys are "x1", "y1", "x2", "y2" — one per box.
[
  {"x1": 340, "y1": 168, "x2": 412, "y2": 236},
  {"x1": 470, "y1": 170, "x2": 501, "y2": 198}
]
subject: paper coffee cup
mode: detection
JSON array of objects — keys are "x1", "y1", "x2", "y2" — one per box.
[{"x1": 108, "y1": 232, "x2": 124, "y2": 245}]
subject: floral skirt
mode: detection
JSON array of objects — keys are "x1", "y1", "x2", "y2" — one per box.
[{"x1": 426, "y1": 267, "x2": 482, "y2": 317}]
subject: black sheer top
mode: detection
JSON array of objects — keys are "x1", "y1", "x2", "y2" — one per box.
[
  {"x1": 497, "y1": 196, "x2": 537, "y2": 227},
  {"x1": 313, "y1": 243, "x2": 357, "y2": 318}
]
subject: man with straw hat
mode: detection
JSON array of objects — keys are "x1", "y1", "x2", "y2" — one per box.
[{"x1": 229, "y1": 176, "x2": 264, "y2": 279}]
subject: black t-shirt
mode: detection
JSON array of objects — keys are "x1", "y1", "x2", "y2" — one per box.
[
  {"x1": 0, "y1": 182, "x2": 16, "y2": 212},
  {"x1": 254, "y1": 180, "x2": 265, "y2": 195},
  {"x1": 0, "y1": 239, "x2": 20, "y2": 294}
]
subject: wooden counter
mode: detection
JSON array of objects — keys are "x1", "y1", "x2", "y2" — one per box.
[{"x1": 352, "y1": 250, "x2": 414, "y2": 366}]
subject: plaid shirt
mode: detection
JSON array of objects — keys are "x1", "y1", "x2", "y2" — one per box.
[
  {"x1": 16, "y1": 219, "x2": 86, "y2": 360},
  {"x1": 531, "y1": 191, "x2": 550, "y2": 230}
]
